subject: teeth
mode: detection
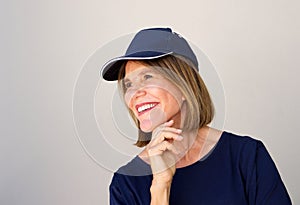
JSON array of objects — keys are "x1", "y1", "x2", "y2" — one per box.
[{"x1": 138, "y1": 103, "x2": 156, "y2": 113}]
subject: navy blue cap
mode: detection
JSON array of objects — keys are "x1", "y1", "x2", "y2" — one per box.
[{"x1": 101, "y1": 28, "x2": 198, "y2": 81}]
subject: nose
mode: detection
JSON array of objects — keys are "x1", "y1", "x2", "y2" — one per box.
[
  {"x1": 131, "y1": 87, "x2": 147, "y2": 103},
  {"x1": 125, "y1": 86, "x2": 147, "y2": 108},
  {"x1": 134, "y1": 88, "x2": 146, "y2": 97}
]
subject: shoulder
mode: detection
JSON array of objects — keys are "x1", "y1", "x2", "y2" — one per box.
[
  {"x1": 222, "y1": 131, "x2": 259, "y2": 143},
  {"x1": 221, "y1": 131, "x2": 278, "y2": 176},
  {"x1": 222, "y1": 131, "x2": 263, "y2": 151},
  {"x1": 114, "y1": 156, "x2": 152, "y2": 176},
  {"x1": 220, "y1": 131, "x2": 267, "y2": 165},
  {"x1": 210, "y1": 131, "x2": 292, "y2": 203},
  {"x1": 221, "y1": 132, "x2": 292, "y2": 204},
  {"x1": 110, "y1": 157, "x2": 152, "y2": 204},
  {"x1": 207, "y1": 128, "x2": 262, "y2": 153},
  {"x1": 110, "y1": 156, "x2": 152, "y2": 194}
]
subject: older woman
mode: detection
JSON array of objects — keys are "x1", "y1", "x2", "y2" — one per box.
[{"x1": 101, "y1": 28, "x2": 291, "y2": 205}]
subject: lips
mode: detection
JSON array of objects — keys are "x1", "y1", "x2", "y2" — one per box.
[{"x1": 135, "y1": 102, "x2": 159, "y2": 116}]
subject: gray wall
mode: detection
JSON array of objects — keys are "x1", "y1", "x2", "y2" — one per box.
[{"x1": 1, "y1": 0, "x2": 299, "y2": 204}]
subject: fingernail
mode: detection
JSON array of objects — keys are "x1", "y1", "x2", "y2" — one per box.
[
  {"x1": 177, "y1": 129, "x2": 182, "y2": 133},
  {"x1": 165, "y1": 120, "x2": 173, "y2": 125},
  {"x1": 177, "y1": 135, "x2": 183, "y2": 140}
]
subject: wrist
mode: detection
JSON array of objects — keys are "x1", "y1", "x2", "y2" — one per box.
[
  {"x1": 150, "y1": 182, "x2": 171, "y2": 192},
  {"x1": 151, "y1": 178, "x2": 172, "y2": 189},
  {"x1": 150, "y1": 183, "x2": 171, "y2": 205}
]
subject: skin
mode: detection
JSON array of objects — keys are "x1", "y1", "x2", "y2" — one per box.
[
  {"x1": 124, "y1": 61, "x2": 185, "y2": 132},
  {"x1": 124, "y1": 60, "x2": 223, "y2": 205}
]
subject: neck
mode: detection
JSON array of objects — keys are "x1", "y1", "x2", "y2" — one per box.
[
  {"x1": 138, "y1": 125, "x2": 222, "y2": 169},
  {"x1": 174, "y1": 126, "x2": 209, "y2": 164}
]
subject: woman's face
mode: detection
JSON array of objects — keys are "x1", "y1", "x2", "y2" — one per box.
[{"x1": 124, "y1": 61, "x2": 184, "y2": 132}]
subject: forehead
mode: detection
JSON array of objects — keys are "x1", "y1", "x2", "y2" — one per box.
[
  {"x1": 125, "y1": 61, "x2": 147, "y2": 74},
  {"x1": 124, "y1": 61, "x2": 153, "y2": 79}
]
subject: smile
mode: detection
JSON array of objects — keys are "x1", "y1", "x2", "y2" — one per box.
[{"x1": 135, "y1": 102, "x2": 159, "y2": 115}]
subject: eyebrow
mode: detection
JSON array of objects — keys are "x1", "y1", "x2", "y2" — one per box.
[{"x1": 123, "y1": 68, "x2": 153, "y2": 82}]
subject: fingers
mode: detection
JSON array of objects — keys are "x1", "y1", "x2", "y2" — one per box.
[
  {"x1": 148, "y1": 140, "x2": 180, "y2": 156},
  {"x1": 151, "y1": 120, "x2": 182, "y2": 142},
  {"x1": 147, "y1": 120, "x2": 183, "y2": 157},
  {"x1": 151, "y1": 132, "x2": 183, "y2": 145},
  {"x1": 146, "y1": 120, "x2": 182, "y2": 177},
  {"x1": 149, "y1": 152, "x2": 176, "y2": 176}
]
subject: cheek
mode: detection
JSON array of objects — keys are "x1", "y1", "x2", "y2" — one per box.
[
  {"x1": 124, "y1": 93, "x2": 130, "y2": 107},
  {"x1": 160, "y1": 86, "x2": 183, "y2": 107},
  {"x1": 124, "y1": 91, "x2": 134, "y2": 109},
  {"x1": 166, "y1": 95, "x2": 181, "y2": 112}
]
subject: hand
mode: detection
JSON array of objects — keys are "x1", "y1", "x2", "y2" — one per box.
[{"x1": 146, "y1": 120, "x2": 183, "y2": 186}]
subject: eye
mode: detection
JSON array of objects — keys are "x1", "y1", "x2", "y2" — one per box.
[
  {"x1": 144, "y1": 74, "x2": 153, "y2": 80},
  {"x1": 124, "y1": 81, "x2": 132, "y2": 89}
]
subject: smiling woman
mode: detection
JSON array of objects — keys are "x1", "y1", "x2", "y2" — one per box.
[{"x1": 100, "y1": 28, "x2": 292, "y2": 205}]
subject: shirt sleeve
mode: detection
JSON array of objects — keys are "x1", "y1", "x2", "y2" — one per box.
[
  {"x1": 109, "y1": 174, "x2": 127, "y2": 205},
  {"x1": 252, "y1": 141, "x2": 292, "y2": 205}
]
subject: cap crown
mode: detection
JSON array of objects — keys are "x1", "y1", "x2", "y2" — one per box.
[{"x1": 102, "y1": 28, "x2": 198, "y2": 81}]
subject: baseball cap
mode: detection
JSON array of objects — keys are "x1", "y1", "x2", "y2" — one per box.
[{"x1": 101, "y1": 27, "x2": 198, "y2": 81}]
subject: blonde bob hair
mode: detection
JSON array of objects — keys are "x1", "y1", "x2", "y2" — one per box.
[{"x1": 118, "y1": 55, "x2": 214, "y2": 147}]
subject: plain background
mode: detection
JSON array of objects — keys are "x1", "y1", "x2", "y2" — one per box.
[{"x1": 1, "y1": 0, "x2": 299, "y2": 204}]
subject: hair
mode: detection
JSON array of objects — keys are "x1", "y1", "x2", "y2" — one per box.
[{"x1": 117, "y1": 55, "x2": 214, "y2": 147}]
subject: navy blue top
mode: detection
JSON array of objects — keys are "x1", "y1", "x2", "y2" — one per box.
[{"x1": 109, "y1": 131, "x2": 292, "y2": 205}]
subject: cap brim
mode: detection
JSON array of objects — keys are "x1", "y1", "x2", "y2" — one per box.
[{"x1": 101, "y1": 51, "x2": 172, "y2": 81}]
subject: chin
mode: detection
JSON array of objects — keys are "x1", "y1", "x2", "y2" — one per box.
[
  {"x1": 139, "y1": 123, "x2": 155, "y2": 133},
  {"x1": 139, "y1": 118, "x2": 164, "y2": 133}
]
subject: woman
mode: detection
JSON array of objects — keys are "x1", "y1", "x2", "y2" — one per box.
[{"x1": 101, "y1": 28, "x2": 292, "y2": 205}]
